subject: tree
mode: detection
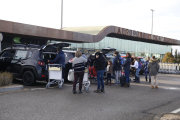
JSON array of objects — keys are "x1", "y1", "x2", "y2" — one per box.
[
  {"x1": 162, "y1": 52, "x2": 175, "y2": 63},
  {"x1": 171, "y1": 48, "x2": 173, "y2": 54}
]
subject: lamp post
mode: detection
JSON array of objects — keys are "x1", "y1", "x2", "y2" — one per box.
[
  {"x1": 61, "y1": 0, "x2": 63, "y2": 29},
  {"x1": 151, "y1": 9, "x2": 154, "y2": 39}
]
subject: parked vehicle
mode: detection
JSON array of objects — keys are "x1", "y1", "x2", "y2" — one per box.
[{"x1": 0, "y1": 43, "x2": 88, "y2": 85}]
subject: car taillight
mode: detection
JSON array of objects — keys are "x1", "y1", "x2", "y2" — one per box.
[
  {"x1": 69, "y1": 58, "x2": 73, "y2": 62},
  {"x1": 38, "y1": 61, "x2": 45, "y2": 66}
]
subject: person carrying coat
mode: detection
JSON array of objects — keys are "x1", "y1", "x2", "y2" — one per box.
[
  {"x1": 148, "y1": 56, "x2": 160, "y2": 89},
  {"x1": 130, "y1": 57, "x2": 141, "y2": 83},
  {"x1": 72, "y1": 50, "x2": 87, "y2": 94},
  {"x1": 113, "y1": 51, "x2": 123, "y2": 84},
  {"x1": 93, "y1": 52, "x2": 106, "y2": 93},
  {"x1": 144, "y1": 57, "x2": 151, "y2": 82},
  {"x1": 123, "y1": 53, "x2": 131, "y2": 87}
]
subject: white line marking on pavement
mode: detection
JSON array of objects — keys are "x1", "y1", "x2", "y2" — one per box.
[
  {"x1": 63, "y1": 84, "x2": 72, "y2": 87},
  {"x1": 171, "y1": 108, "x2": 180, "y2": 113},
  {"x1": 30, "y1": 84, "x2": 72, "y2": 90}
]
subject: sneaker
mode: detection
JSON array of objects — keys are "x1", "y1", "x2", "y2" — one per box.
[
  {"x1": 79, "y1": 90, "x2": 82, "y2": 94},
  {"x1": 151, "y1": 85, "x2": 154, "y2": 89},
  {"x1": 94, "y1": 89, "x2": 101, "y2": 93},
  {"x1": 73, "y1": 91, "x2": 77, "y2": 94},
  {"x1": 101, "y1": 89, "x2": 105, "y2": 93}
]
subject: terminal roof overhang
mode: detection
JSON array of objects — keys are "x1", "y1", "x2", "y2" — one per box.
[{"x1": 0, "y1": 19, "x2": 180, "y2": 45}]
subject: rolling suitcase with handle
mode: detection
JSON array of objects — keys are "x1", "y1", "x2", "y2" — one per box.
[{"x1": 120, "y1": 71, "x2": 126, "y2": 87}]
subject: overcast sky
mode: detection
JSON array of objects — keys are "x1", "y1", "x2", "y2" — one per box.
[{"x1": 1, "y1": 0, "x2": 180, "y2": 52}]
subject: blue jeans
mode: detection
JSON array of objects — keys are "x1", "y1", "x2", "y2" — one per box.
[
  {"x1": 125, "y1": 70, "x2": 130, "y2": 83},
  {"x1": 145, "y1": 70, "x2": 151, "y2": 79},
  {"x1": 97, "y1": 70, "x2": 105, "y2": 90},
  {"x1": 136, "y1": 68, "x2": 141, "y2": 77}
]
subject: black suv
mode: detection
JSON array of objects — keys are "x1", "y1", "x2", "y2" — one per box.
[{"x1": 0, "y1": 43, "x2": 83, "y2": 85}]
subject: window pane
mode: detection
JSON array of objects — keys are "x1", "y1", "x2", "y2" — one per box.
[
  {"x1": 28, "y1": 51, "x2": 33, "y2": 58},
  {"x1": 1, "y1": 51, "x2": 15, "y2": 58},
  {"x1": 15, "y1": 50, "x2": 28, "y2": 59}
]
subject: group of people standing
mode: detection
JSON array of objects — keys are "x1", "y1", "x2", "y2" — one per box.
[
  {"x1": 70, "y1": 50, "x2": 160, "y2": 94},
  {"x1": 47, "y1": 47, "x2": 160, "y2": 94}
]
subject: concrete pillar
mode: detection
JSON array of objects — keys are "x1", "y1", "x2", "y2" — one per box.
[{"x1": 0, "y1": 33, "x2": 3, "y2": 52}]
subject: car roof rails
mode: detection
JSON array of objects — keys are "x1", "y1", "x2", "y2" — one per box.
[
  {"x1": 27, "y1": 44, "x2": 40, "y2": 48},
  {"x1": 14, "y1": 44, "x2": 27, "y2": 48},
  {"x1": 87, "y1": 50, "x2": 95, "y2": 54}
]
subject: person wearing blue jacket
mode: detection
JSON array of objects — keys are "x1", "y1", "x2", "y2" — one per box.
[
  {"x1": 123, "y1": 53, "x2": 131, "y2": 87},
  {"x1": 48, "y1": 47, "x2": 65, "y2": 77},
  {"x1": 145, "y1": 57, "x2": 151, "y2": 82},
  {"x1": 48, "y1": 47, "x2": 65, "y2": 68},
  {"x1": 113, "y1": 51, "x2": 123, "y2": 84}
]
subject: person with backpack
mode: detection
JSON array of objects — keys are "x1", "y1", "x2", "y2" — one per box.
[
  {"x1": 145, "y1": 57, "x2": 151, "y2": 82},
  {"x1": 93, "y1": 52, "x2": 106, "y2": 93},
  {"x1": 148, "y1": 56, "x2": 160, "y2": 89},
  {"x1": 123, "y1": 53, "x2": 131, "y2": 87},
  {"x1": 130, "y1": 57, "x2": 142, "y2": 83},
  {"x1": 113, "y1": 51, "x2": 123, "y2": 85}
]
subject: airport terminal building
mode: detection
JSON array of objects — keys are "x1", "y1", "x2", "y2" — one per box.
[
  {"x1": 0, "y1": 20, "x2": 176, "y2": 59},
  {"x1": 49, "y1": 37, "x2": 171, "y2": 59}
]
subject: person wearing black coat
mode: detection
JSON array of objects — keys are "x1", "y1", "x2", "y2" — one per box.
[
  {"x1": 93, "y1": 52, "x2": 106, "y2": 93},
  {"x1": 123, "y1": 53, "x2": 131, "y2": 87}
]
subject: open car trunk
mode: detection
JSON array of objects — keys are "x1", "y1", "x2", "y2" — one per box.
[
  {"x1": 41, "y1": 43, "x2": 71, "y2": 52},
  {"x1": 40, "y1": 43, "x2": 71, "y2": 63},
  {"x1": 102, "y1": 47, "x2": 116, "y2": 55}
]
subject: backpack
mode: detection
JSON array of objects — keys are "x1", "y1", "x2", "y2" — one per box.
[
  {"x1": 138, "y1": 62, "x2": 142, "y2": 69},
  {"x1": 116, "y1": 57, "x2": 122, "y2": 66}
]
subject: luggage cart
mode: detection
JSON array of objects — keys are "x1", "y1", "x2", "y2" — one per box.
[
  {"x1": 68, "y1": 68, "x2": 90, "y2": 92},
  {"x1": 46, "y1": 64, "x2": 64, "y2": 89}
]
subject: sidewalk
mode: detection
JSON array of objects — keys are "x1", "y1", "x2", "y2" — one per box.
[{"x1": 154, "y1": 113, "x2": 180, "y2": 120}]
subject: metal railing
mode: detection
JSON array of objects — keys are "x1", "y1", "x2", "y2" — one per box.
[{"x1": 159, "y1": 62, "x2": 180, "y2": 74}]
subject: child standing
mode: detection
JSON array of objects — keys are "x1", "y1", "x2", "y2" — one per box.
[{"x1": 106, "y1": 61, "x2": 113, "y2": 85}]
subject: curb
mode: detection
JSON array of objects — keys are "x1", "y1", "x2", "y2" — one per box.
[
  {"x1": 153, "y1": 113, "x2": 180, "y2": 120},
  {"x1": 0, "y1": 85, "x2": 24, "y2": 92},
  {"x1": 153, "y1": 113, "x2": 165, "y2": 120}
]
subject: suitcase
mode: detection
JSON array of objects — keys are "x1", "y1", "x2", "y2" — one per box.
[
  {"x1": 120, "y1": 72, "x2": 126, "y2": 87},
  {"x1": 120, "y1": 66, "x2": 127, "y2": 87}
]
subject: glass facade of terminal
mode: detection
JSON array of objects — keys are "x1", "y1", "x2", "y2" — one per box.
[{"x1": 49, "y1": 37, "x2": 171, "y2": 59}]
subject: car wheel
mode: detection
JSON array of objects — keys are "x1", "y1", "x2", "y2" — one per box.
[{"x1": 22, "y1": 71, "x2": 36, "y2": 86}]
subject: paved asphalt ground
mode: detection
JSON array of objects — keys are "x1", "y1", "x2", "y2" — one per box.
[{"x1": 1, "y1": 74, "x2": 180, "y2": 120}]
